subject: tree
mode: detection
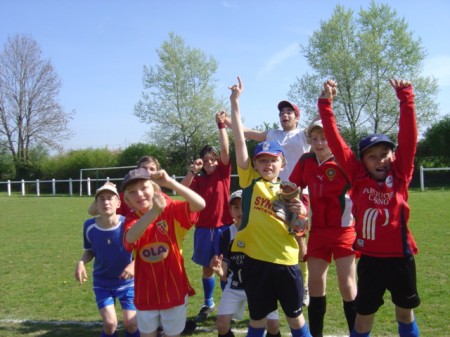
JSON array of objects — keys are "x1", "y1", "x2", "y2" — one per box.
[
  {"x1": 288, "y1": 2, "x2": 439, "y2": 150},
  {"x1": 416, "y1": 115, "x2": 450, "y2": 166},
  {"x1": 0, "y1": 34, "x2": 74, "y2": 176},
  {"x1": 134, "y1": 32, "x2": 224, "y2": 172}
]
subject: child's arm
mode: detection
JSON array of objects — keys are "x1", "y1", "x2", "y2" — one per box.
[
  {"x1": 118, "y1": 259, "x2": 135, "y2": 280},
  {"x1": 74, "y1": 250, "x2": 94, "y2": 284},
  {"x1": 151, "y1": 170, "x2": 206, "y2": 212},
  {"x1": 224, "y1": 115, "x2": 268, "y2": 142},
  {"x1": 216, "y1": 111, "x2": 230, "y2": 165},
  {"x1": 318, "y1": 80, "x2": 356, "y2": 176},
  {"x1": 229, "y1": 76, "x2": 250, "y2": 170},
  {"x1": 87, "y1": 201, "x2": 98, "y2": 216},
  {"x1": 180, "y1": 158, "x2": 203, "y2": 187},
  {"x1": 389, "y1": 79, "x2": 417, "y2": 178},
  {"x1": 125, "y1": 192, "x2": 166, "y2": 244}
]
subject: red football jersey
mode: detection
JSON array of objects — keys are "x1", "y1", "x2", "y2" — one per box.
[
  {"x1": 290, "y1": 152, "x2": 353, "y2": 231},
  {"x1": 190, "y1": 160, "x2": 233, "y2": 227},
  {"x1": 123, "y1": 200, "x2": 198, "y2": 310},
  {"x1": 319, "y1": 85, "x2": 418, "y2": 257}
]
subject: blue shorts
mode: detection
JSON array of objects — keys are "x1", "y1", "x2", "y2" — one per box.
[
  {"x1": 94, "y1": 285, "x2": 136, "y2": 311},
  {"x1": 241, "y1": 255, "x2": 304, "y2": 320},
  {"x1": 192, "y1": 226, "x2": 229, "y2": 267}
]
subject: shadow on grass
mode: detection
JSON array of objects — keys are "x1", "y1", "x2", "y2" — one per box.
[{"x1": 0, "y1": 317, "x2": 250, "y2": 337}]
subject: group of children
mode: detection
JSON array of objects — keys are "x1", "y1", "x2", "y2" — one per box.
[{"x1": 75, "y1": 77, "x2": 421, "y2": 337}]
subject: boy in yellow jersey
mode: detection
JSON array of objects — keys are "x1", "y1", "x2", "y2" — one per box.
[{"x1": 228, "y1": 76, "x2": 312, "y2": 337}]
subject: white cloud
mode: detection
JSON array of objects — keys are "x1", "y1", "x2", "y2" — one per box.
[
  {"x1": 423, "y1": 54, "x2": 450, "y2": 86},
  {"x1": 258, "y1": 43, "x2": 300, "y2": 78}
]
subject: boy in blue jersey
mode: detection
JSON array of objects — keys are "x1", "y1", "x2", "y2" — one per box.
[
  {"x1": 75, "y1": 182, "x2": 139, "y2": 337},
  {"x1": 228, "y1": 76, "x2": 312, "y2": 337}
]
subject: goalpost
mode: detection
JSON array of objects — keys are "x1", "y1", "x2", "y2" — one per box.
[
  {"x1": 419, "y1": 166, "x2": 450, "y2": 191},
  {"x1": 79, "y1": 166, "x2": 135, "y2": 196}
]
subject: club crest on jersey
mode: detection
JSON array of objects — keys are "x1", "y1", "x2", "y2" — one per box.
[
  {"x1": 140, "y1": 242, "x2": 169, "y2": 263},
  {"x1": 326, "y1": 168, "x2": 336, "y2": 181},
  {"x1": 156, "y1": 220, "x2": 168, "y2": 234},
  {"x1": 385, "y1": 175, "x2": 393, "y2": 188}
]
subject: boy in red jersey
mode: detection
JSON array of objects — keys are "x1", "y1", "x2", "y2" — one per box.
[
  {"x1": 122, "y1": 168, "x2": 205, "y2": 337},
  {"x1": 318, "y1": 79, "x2": 420, "y2": 337},
  {"x1": 289, "y1": 120, "x2": 357, "y2": 337},
  {"x1": 181, "y1": 111, "x2": 233, "y2": 321}
]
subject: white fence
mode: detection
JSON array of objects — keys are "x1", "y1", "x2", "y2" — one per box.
[{"x1": 0, "y1": 177, "x2": 123, "y2": 197}]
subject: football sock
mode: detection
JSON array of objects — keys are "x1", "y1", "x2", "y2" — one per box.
[
  {"x1": 101, "y1": 331, "x2": 118, "y2": 337},
  {"x1": 398, "y1": 320, "x2": 419, "y2": 337},
  {"x1": 308, "y1": 296, "x2": 326, "y2": 337},
  {"x1": 291, "y1": 324, "x2": 312, "y2": 337},
  {"x1": 343, "y1": 299, "x2": 357, "y2": 333},
  {"x1": 266, "y1": 331, "x2": 281, "y2": 337},
  {"x1": 203, "y1": 276, "x2": 215, "y2": 307},
  {"x1": 246, "y1": 326, "x2": 265, "y2": 337}
]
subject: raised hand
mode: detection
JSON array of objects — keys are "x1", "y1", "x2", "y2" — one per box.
[
  {"x1": 228, "y1": 76, "x2": 243, "y2": 101},
  {"x1": 389, "y1": 78, "x2": 411, "y2": 90},
  {"x1": 319, "y1": 80, "x2": 338, "y2": 99}
]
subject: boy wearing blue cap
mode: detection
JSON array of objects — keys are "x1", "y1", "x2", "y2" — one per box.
[
  {"x1": 318, "y1": 79, "x2": 420, "y2": 337},
  {"x1": 228, "y1": 77, "x2": 312, "y2": 337}
]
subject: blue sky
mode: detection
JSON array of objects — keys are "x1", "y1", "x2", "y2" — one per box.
[{"x1": 1, "y1": 0, "x2": 449, "y2": 151}]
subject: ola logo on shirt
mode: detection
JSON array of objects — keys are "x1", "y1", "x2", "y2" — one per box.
[{"x1": 140, "y1": 242, "x2": 169, "y2": 263}]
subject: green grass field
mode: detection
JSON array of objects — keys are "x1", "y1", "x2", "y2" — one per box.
[{"x1": 0, "y1": 190, "x2": 449, "y2": 336}]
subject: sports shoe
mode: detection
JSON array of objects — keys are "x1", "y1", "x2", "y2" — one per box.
[
  {"x1": 302, "y1": 286, "x2": 310, "y2": 307},
  {"x1": 157, "y1": 326, "x2": 164, "y2": 337},
  {"x1": 195, "y1": 304, "x2": 216, "y2": 322},
  {"x1": 182, "y1": 319, "x2": 197, "y2": 334}
]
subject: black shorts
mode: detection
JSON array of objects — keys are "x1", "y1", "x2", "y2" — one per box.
[
  {"x1": 240, "y1": 255, "x2": 304, "y2": 320},
  {"x1": 356, "y1": 255, "x2": 421, "y2": 315}
]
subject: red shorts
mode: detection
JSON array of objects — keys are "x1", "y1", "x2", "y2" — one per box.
[{"x1": 305, "y1": 227, "x2": 357, "y2": 263}]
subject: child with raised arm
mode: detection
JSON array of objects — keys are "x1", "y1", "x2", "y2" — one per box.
[
  {"x1": 318, "y1": 79, "x2": 420, "y2": 337},
  {"x1": 229, "y1": 76, "x2": 312, "y2": 337},
  {"x1": 181, "y1": 110, "x2": 233, "y2": 322},
  {"x1": 289, "y1": 120, "x2": 357, "y2": 336},
  {"x1": 75, "y1": 182, "x2": 139, "y2": 337},
  {"x1": 122, "y1": 168, "x2": 205, "y2": 337},
  {"x1": 211, "y1": 190, "x2": 281, "y2": 337}
]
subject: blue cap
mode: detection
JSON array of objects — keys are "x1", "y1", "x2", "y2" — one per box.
[
  {"x1": 253, "y1": 141, "x2": 285, "y2": 159},
  {"x1": 358, "y1": 134, "x2": 395, "y2": 157},
  {"x1": 121, "y1": 167, "x2": 151, "y2": 191}
]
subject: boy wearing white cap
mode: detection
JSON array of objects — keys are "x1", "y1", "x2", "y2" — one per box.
[{"x1": 75, "y1": 182, "x2": 139, "y2": 337}]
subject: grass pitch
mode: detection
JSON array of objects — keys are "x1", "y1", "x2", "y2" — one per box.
[{"x1": 0, "y1": 190, "x2": 448, "y2": 336}]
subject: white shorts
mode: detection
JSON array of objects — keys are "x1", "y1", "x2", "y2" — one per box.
[
  {"x1": 218, "y1": 285, "x2": 278, "y2": 321},
  {"x1": 136, "y1": 295, "x2": 188, "y2": 336}
]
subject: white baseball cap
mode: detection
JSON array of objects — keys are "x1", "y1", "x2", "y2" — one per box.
[{"x1": 95, "y1": 183, "x2": 119, "y2": 199}]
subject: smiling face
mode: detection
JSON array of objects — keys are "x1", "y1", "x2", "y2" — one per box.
[
  {"x1": 252, "y1": 154, "x2": 285, "y2": 182},
  {"x1": 202, "y1": 152, "x2": 219, "y2": 175},
  {"x1": 362, "y1": 144, "x2": 394, "y2": 181},
  {"x1": 279, "y1": 107, "x2": 299, "y2": 131},
  {"x1": 309, "y1": 127, "x2": 332, "y2": 162},
  {"x1": 124, "y1": 179, "x2": 155, "y2": 213}
]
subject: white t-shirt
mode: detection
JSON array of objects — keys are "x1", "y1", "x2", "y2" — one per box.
[{"x1": 266, "y1": 128, "x2": 310, "y2": 181}]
